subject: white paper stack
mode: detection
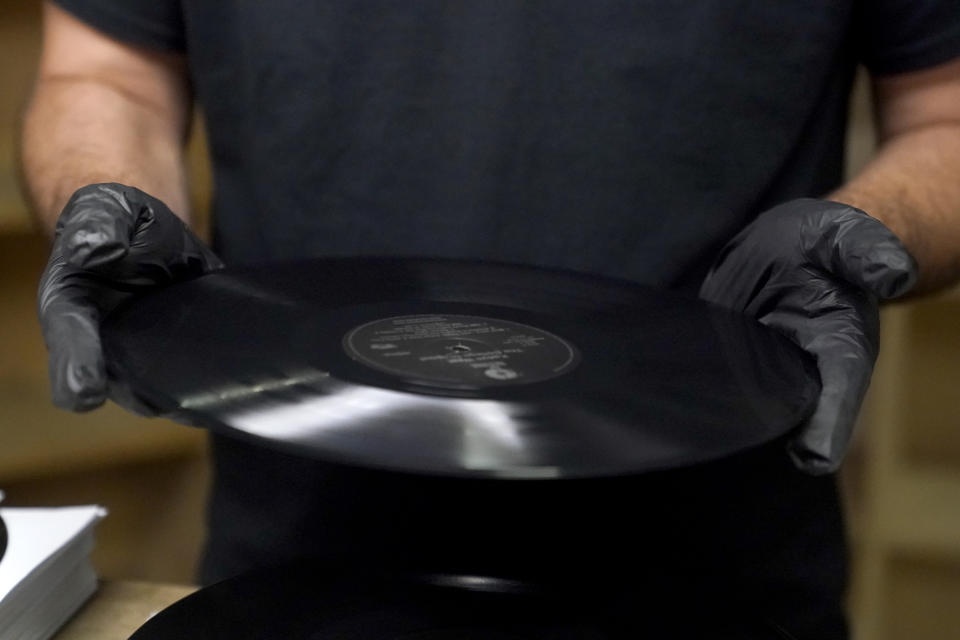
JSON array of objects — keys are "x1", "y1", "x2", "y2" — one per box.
[{"x1": 0, "y1": 504, "x2": 106, "y2": 640}]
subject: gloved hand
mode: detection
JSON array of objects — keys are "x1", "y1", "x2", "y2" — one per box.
[
  {"x1": 700, "y1": 198, "x2": 917, "y2": 474},
  {"x1": 38, "y1": 183, "x2": 223, "y2": 414}
]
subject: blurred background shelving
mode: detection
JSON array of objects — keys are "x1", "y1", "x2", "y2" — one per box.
[
  {"x1": 0, "y1": 0, "x2": 41, "y2": 234},
  {"x1": 1, "y1": 2, "x2": 959, "y2": 638}
]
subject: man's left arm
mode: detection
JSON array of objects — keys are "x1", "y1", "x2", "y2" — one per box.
[{"x1": 831, "y1": 57, "x2": 960, "y2": 294}]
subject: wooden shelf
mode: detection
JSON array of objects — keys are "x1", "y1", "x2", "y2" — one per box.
[
  {"x1": 55, "y1": 581, "x2": 198, "y2": 640},
  {"x1": 0, "y1": 397, "x2": 206, "y2": 485},
  {"x1": 0, "y1": 1, "x2": 39, "y2": 233},
  {"x1": 851, "y1": 302, "x2": 960, "y2": 639},
  {"x1": 0, "y1": 153, "x2": 34, "y2": 233}
]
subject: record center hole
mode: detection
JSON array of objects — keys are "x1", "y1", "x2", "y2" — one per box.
[{"x1": 447, "y1": 343, "x2": 472, "y2": 354}]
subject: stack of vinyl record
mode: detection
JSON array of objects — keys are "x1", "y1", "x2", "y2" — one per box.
[{"x1": 0, "y1": 504, "x2": 105, "y2": 640}]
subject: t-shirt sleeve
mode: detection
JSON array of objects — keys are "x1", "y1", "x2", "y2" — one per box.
[
  {"x1": 53, "y1": 0, "x2": 185, "y2": 52},
  {"x1": 857, "y1": 0, "x2": 960, "y2": 75}
]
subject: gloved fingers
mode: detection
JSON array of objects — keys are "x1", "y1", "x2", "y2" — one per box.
[
  {"x1": 697, "y1": 259, "x2": 740, "y2": 307},
  {"x1": 38, "y1": 183, "x2": 224, "y2": 417},
  {"x1": 39, "y1": 250, "x2": 131, "y2": 319},
  {"x1": 58, "y1": 183, "x2": 223, "y2": 286},
  {"x1": 698, "y1": 198, "x2": 910, "y2": 474},
  {"x1": 126, "y1": 209, "x2": 225, "y2": 279},
  {"x1": 805, "y1": 203, "x2": 917, "y2": 299},
  {"x1": 760, "y1": 283, "x2": 880, "y2": 475},
  {"x1": 39, "y1": 254, "x2": 131, "y2": 411},
  {"x1": 697, "y1": 240, "x2": 776, "y2": 313},
  {"x1": 786, "y1": 334, "x2": 875, "y2": 475},
  {"x1": 42, "y1": 304, "x2": 108, "y2": 412},
  {"x1": 57, "y1": 184, "x2": 137, "y2": 272}
]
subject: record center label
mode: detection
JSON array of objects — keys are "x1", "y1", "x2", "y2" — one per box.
[{"x1": 343, "y1": 314, "x2": 580, "y2": 387}]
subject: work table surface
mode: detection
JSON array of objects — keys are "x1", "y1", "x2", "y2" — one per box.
[{"x1": 55, "y1": 581, "x2": 197, "y2": 640}]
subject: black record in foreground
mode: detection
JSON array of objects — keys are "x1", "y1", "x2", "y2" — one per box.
[
  {"x1": 128, "y1": 564, "x2": 792, "y2": 639},
  {"x1": 102, "y1": 258, "x2": 820, "y2": 478}
]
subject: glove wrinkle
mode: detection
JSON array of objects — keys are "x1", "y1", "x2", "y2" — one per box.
[
  {"x1": 64, "y1": 226, "x2": 125, "y2": 268},
  {"x1": 45, "y1": 307, "x2": 106, "y2": 412}
]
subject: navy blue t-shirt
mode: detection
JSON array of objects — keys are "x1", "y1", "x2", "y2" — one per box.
[{"x1": 53, "y1": 1, "x2": 960, "y2": 291}]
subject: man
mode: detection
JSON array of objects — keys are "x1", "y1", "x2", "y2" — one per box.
[{"x1": 20, "y1": 1, "x2": 960, "y2": 637}]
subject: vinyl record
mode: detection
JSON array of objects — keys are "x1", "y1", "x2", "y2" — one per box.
[
  {"x1": 101, "y1": 258, "x2": 819, "y2": 478},
  {"x1": 128, "y1": 564, "x2": 787, "y2": 639}
]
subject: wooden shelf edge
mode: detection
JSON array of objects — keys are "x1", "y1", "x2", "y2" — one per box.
[{"x1": 0, "y1": 432, "x2": 208, "y2": 486}]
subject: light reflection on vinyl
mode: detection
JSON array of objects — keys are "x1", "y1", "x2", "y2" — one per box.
[{"x1": 101, "y1": 258, "x2": 819, "y2": 478}]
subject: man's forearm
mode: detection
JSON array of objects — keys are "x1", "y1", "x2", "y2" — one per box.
[
  {"x1": 831, "y1": 124, "x2": 960, "y2": 293},
  {"x1": 831, "y1": 57, "x2": 960, "y2": 295},
  {"x1": 20, "y1": 75, "x2": 191, "y2": 234}
]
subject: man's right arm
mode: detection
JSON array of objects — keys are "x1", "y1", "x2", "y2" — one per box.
[{"x1": 20, "y1": 1, "x2": 193, "y2": 231}]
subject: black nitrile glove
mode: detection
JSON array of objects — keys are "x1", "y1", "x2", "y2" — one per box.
[
  {"x1": 37, "y1": 183, "x2": 223, "y2": 414},
  {"x1": 700, "y1": 198, "x2": 917, "y2": 474}
]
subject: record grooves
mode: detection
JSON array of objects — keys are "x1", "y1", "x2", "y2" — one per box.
[
  {"x1": 102, "y1": 257, "x2": 820, "y2": 478},
  {"x1": 129, "y1": 563, "x2": 790, "y2": 639}
]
